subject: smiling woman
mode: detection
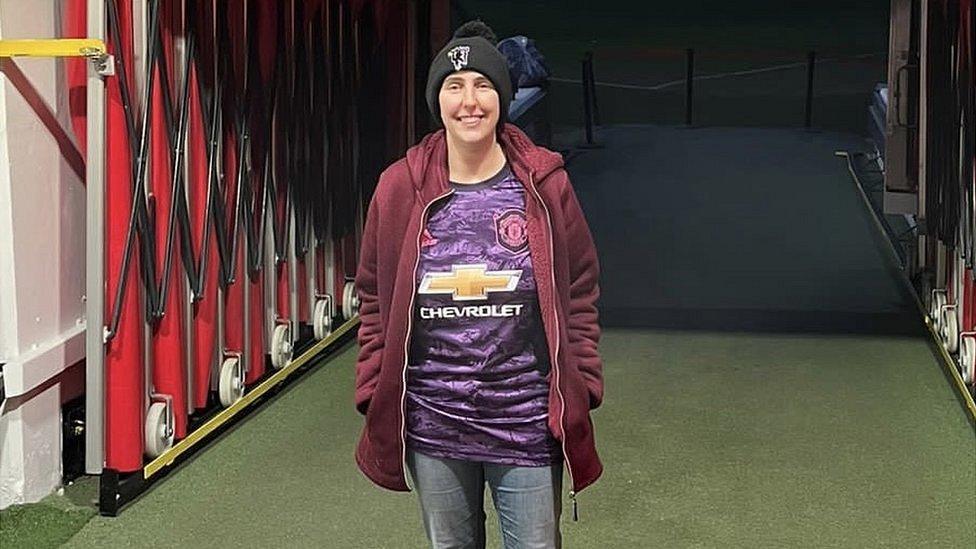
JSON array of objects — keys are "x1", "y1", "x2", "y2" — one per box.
[
  {"x1": 423, "y1": 22, "x2": 515, "y2": 184},
  {"x1": 440, "y1": 72, "x2": 500, "y2": 140},
  {"x1": 353, "y1": 18, "x2": 604, "y2": 549}
]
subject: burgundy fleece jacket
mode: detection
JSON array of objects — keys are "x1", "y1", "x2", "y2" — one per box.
[{"x1": 353, "y1": 123, "x2": 604, "y2": 495}]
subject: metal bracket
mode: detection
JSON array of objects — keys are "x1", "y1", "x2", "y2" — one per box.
[
  {"x1": 84, "y1": 49, "x2": 114, "y2": 76},
  {"x1": 222, "y1": 350, "x2": 243, "y2": 361},
  {"x1": 315, "y1": 293, "x2": 335, "y2": 317},
  {"x1": 148, "y1": 393, "x2": 175, "y2": 439}
]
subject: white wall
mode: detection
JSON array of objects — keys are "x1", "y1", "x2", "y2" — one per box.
[
  {"x1": 0, "y1": 0, "x2": 87, "y2": 509},
  {"x1": 0, "y1": 386, "x2": 62, "y2": 507}
]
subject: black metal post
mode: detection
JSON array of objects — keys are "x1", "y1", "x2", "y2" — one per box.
[
  {"x1": 99, "y1": 469, "x2": 121, "y2": 516},
  {"x1": 805, "y1": 51, "x2": 816, "y2": 128},
  {"x1": 685, "y1": 48, "x2": 694, "y2": 126},
  {"x1": 585, "y1": 51, "x2": 601, "y2": 126},
  {"x1": 582, "y1": 53, "x2": 594, "y2": 144}
]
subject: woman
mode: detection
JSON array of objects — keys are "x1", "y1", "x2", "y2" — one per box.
[{"x1": 353, "y1": 21, "x2": 603, "y2": 548}]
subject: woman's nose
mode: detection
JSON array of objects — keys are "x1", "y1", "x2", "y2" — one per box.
[{"x1": 461, "y1": 85, "x2": 477, "y2": 107}]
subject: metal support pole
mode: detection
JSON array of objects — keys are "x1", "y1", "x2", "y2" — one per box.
[
  {"x1": 264, "y1": 202, "x2": 276, "y2": 344},
  {"x1": 581, "y1": 53, "x2": 594, "y2": 145},
  {"x1": 85, "y1": 0, "x2": 107, "y2": 474},
  {"x1": 242, "y1": 229, "x2": 251, "y2": 376},
  {"x1": 586, "y1": 52, "x2": 600, "y2": 127},
  {"x1": 288, "y1": 203, "x2": 299, "y2": 338},
  {"x1": 685, "y1": 48, "x2": 694, "y2": 126},
  {"x1": 805, "y1": 51, "x2": 816, "y2": 129},
  {"x1": 323, "y1": 206, "x2": 336, "y2": 308},
  {"x1": 305, "y1": 222, "x2": 316, "y2": 322}
]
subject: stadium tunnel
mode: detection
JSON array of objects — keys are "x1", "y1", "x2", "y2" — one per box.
[{"x1": 0, "y1": 0, "x2": 973, "y2": 546}]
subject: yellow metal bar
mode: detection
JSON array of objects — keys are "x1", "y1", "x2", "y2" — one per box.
[
  {"x1": 0, "y1": 39, "x2": 106, "y2": 58},
  {"x1": 143, "y1": 316, "x2": 360, "y2": 478}
]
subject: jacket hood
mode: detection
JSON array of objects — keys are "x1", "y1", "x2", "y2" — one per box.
[{"x1": 404, "y1": 123, "x2": 564, "y2": 197}]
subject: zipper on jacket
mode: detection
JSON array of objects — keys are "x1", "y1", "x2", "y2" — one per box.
[
  {"x1": 400, "y1": 189, "x2": 455, "y2": 490},
  {"x1": 527, "y1": 172, "x2": 578, "y2": 520}
]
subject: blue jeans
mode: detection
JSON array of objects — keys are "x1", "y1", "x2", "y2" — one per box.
[{"x1": 406, "y1": 450, "x2": 563, "y2": 549}]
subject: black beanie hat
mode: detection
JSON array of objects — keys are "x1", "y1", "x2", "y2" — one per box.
[{"x1": 425, "y1": 21, "x2": 513, "y2": 128}]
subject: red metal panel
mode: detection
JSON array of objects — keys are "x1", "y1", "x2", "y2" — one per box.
[
  {"x1": 246, "y1": 272, "x2": 265, "y2": 384},
  {"x1": 276, "y1": 262, "x2": 290, "y2": 319},
  {"x1": 297, "y1": 257, "x2": 309, "y2": 322},
  {"x1": 148, "y1": 0, "x2": 189, "y2": 438},
  {"x1": 223, "y1": 133, "x2": 245, "y2": 357},
  {"x1": 188, "y1": 58, "x2": 217, "y2": 409},
  {"x1": 104, "y1": 0, "x2": 143, "y2": 472}
]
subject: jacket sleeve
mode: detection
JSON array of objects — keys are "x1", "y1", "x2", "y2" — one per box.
[
  {"x1": 353, "y1": 186, "x2": 384, "y2": 416},
  {"x1": 560, "y1": 174, "x2": 604, "y2": 410}
]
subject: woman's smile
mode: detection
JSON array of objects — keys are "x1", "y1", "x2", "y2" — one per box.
[{"x1": 458, "y1": 114, "x2": 485, "y2": 127}]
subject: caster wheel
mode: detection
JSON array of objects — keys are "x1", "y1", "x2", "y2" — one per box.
[
  {"x1": 342, "y1": 281, "x2": 359, "y2": 320},
  {"x1": 144, "y1": 402, "x2": 173, "y2": 459},
  {"x1": 271, "y1": 324, "x2": 292, "y2": 370},
  {"x1": 218, "y1": 357, "x2": 244, "y2": 407},
  {"x1": 313, "y1": 298, "x2": 333, "y2": 341},
  {"x1": 961, "y1": 338, "x2": 976, "y2": 384},
  {"x1": 941, "y1": 307, "x2": 959, "y2": 353},
  {"x1": 930, "y1": 291, "x2": 946, "y2": 325}
]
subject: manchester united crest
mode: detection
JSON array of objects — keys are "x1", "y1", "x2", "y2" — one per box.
[{"x1": 495, "y1": 210, "x2": 528, "y2": 253}]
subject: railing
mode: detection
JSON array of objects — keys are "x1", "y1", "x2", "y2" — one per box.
[{"x1": 558, "y1": 46, "x2": 886, "y2": 140}]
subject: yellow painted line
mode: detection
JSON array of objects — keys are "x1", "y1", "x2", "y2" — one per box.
[
  {"x1": 0, "y1": 39, "x2": 106, "y2": 58},
  {"x1": 144, "y1": 316, "x2": 360, "y2": 478},
  {"x1": 837, "y1": 150, "x2": 976, "y2": 422}
]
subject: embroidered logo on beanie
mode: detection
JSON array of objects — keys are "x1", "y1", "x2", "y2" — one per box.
[{"x1": 447, "y1": 46, "x2": 470, "y2": 71}]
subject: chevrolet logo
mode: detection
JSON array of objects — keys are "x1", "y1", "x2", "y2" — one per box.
[{"x1": 419, "y1": 264, "x2": 521, "y2": 301}]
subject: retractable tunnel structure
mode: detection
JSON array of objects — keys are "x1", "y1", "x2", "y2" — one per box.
[
  {"x1": 0, "y1": 0, "x2": 451, "y2": 514},
  {"x1": 878, "y1": 0, "x2": 975, "y2": 399}
]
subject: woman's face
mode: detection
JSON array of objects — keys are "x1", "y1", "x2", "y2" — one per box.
[{"x1": 439, "y1": 70, "x2": 500, "y2": 145}]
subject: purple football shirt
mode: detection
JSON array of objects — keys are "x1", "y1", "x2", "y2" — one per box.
[{"x1": 406, "y1": 163, "x2": 560, "y2": 466}]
